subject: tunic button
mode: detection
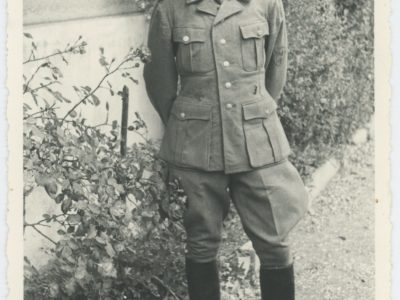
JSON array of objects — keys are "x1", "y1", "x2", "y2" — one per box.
[
  {"x1": 257, "y1": 30, "x2": 263, "y2": 36},
  {"x1": 220, "y1": 38, "x2": 226, "y2": 44},
  {"x1": 223, "y1": 61, "x2": 230, "y2": 67},
  {"x1": 226, "y1": 103, "x2": 233, "y2": 109},
  {"x1": 182, "y1": 35, "x2": 190, "y2": 42},
  {"x1": 225, "y1": 82, "x2": 232, "y2": 88},
  {"x1": 180, "y1": 112, "x2": 186, "y2": 118},
  {"x1": 265, "y1": 109, "x2": 270, "y2": 115}
]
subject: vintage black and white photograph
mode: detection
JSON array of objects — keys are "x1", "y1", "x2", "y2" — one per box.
[{"x1": 14, "y1": 0, "x2": 382, "y2": 298}]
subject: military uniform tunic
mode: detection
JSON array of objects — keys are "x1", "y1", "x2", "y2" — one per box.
[{"x1": 144, "y1": 0, "x2": 290, "y2": 174}]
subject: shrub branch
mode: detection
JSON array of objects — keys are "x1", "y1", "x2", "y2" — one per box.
[
  {"x1": 29, "y1": 225, "x2": 57, "y2": 246},
  {"x1": 152, "y1": 276, "x2": 182, "y2": 300},
  {"x1": 60, "y1": 55, "x2": 136, "y2": 123},
  {"x1": 23, "y1": 38, "x2": 86, "y2": 64}
]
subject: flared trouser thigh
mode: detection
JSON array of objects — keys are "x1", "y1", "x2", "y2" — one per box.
[{"x1": 230, "y1": 160, "x2": 309, "y2": 268}]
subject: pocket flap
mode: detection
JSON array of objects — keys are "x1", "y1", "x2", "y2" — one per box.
[
  {"x1": 171, "y1": 102, "x2": 212, "y2": 120},
  {"x1": 240, "y1": 22, "x2": 269, "y2": 39},
  {"x1": 173, "y1": 28, "x2": 207, "y2": 44},
  {"x1": 242, "y1": 99, "x2": 277, "y2": 120}
]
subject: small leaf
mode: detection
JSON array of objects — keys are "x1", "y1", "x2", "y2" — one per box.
[
  {"x1": 49, "y1": 90, "x2": 70, "y2": 104},
  {"x1": 42, "y1": 214, "x2": 51, "y2": 219},
  {"x1": 75, "y1": 200, "x2": 87, "y2": 210},
  {"x1": 75, "y1": 257, "x2": 88, "y2": 280},
  {"x1": 91, "y1": 94, "x2": 100, "y2": 106},
  {"x1": 129, "y1": 77, "x2": 139, "y2": 84},
  {"x1": 95, "y1": 236, "x2": 106, "y2": 245},
  {"x1": 70, "y1": 110, "x2": 77, "y2": 118},
  {"x1": 99, "y1": 57, "x2": 108, "y2": 67},
  {"x1": 62, "y1": 55, "x2": 69, "y2": 65},
  {"x1": 105, "y1": 242, "x2": 116, "y2": 258},
  {"x1": 61, "y1": 198, "x2": 73, "y2": 214},
  {"x1": 64, "y1": 278, "x2": 77, "y2": 296},
  {"x1": 51, "y1": 66, "x2": 63, "y2": 78},
  {"x1": 141, "y1": 210, "x2": 154, "y2": 218},
  {"x1": 87, "y1": 224, "x2": 97, "y2": 239},
  {"x1": 67, "y1": 240, "x2": 79, "y2": 251},
  {"x1": 23, "y1": 103, "x2": 32, "y2": 110},
  {"x1": 98, "y1": 259, "x2": 117, "y2": 278},
  {"x1": 24, "y1": 32, "x2": 33, "y2": 38},
  {"x1": 55, "y1": 193, "x2": 64, "y2": 204},
  {"x1": 88, "y1": 203, "x2": 101, "y2": 215},
  {"x1": 82, "y1": 86, "x2": 92, "y2": 92},
  {"x1": 66, "y1": 214, "x2": 81, "y2": 224},
  {"x1": 110, "y1": 201, "x2": 126, "y2": 218},
  {"x1": 44, "y1": 181, "x2": 58, "y2": 198}
]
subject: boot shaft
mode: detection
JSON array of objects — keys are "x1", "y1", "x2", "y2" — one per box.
[
  {"x1": 260, "y1": 264, "x2": 295, "y2": 300},
  {"x1": 185, "y1": 259, "x2": 221, "y2": 300}
]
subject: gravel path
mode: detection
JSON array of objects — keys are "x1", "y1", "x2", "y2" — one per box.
[
  {"x1": 292, "y1": 140, "x2": 374, "y2": 300},
  {"x1": 221, "y1": 139, "x2": 374, "y2": 300}
]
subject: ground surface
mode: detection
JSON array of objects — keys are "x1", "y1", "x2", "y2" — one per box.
[{"x1": 221, "y1": 139, "x2": 374, "y2": 300}]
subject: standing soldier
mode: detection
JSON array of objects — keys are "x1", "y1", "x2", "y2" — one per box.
[{"x1": 143, "y1": 0, "x2": 309, "y2": 298}]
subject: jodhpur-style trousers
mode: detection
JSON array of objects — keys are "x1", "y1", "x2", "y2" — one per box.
[{"x1": 168, "y1": 159, "x2": 309, "y2": 268}]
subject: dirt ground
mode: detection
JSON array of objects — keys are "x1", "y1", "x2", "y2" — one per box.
[
  {"x1": 221, "y1": 139, "x2": 374, "y2": 300},
  {"x1": 292, "y1": 139, "x2": 374, "y2": 300}
]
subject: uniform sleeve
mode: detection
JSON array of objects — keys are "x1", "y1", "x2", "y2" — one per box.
[
  {"x1": 143, "y1": 1, "x2": 178, "y2": 125},
  {"x1": 264, "y1": 0, "x2": 288, "y2": 101}
]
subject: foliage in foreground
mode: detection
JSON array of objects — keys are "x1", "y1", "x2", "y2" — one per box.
[
  {"x1": 23, "y1": 37, "x2": 190, "y2": 299},
  {"x1": 24, "y1": 112, "x2": 187, "y2": 299}
]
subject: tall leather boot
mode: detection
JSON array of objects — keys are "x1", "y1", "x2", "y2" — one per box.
[
  {"x1": 259, "y1": 264, "x2": 295, "y2": 300},
  {"x1": 185, "y1": 258, "x2": 221, "y2": 300}
]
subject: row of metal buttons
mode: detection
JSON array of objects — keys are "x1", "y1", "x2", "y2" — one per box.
[
  {"x1": 219, "y1": 36, "x2": 232, "y2": 108},
  {"x1": 178, "y1": 34, "x2": 233, "y2": 114}
]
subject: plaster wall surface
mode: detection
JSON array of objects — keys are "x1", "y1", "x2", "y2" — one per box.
[
  {"x1": 23, "y1": 13, "x2": 164, "y2": 267},
  {"x1": 24, "y1": 0, "x2": 142, "y2": 25}
]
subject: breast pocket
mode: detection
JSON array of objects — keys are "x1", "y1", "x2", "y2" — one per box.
[
  {"x1": 173, "y1": 27, "x2": 214, "y2": 74},
  {"x1": 242, "y1": 99, "x2": 291, "y2": 168},
  {"x1": 239, "y1": 22, "x2": 269, "y2": 72}
]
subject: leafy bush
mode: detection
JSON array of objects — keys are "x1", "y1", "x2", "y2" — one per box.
[
  {"x1": 23, "y1": 37, "x2": 191, "y2": 299},
  {"x1": 280, "y1": 0, "x2": 374, "y2": 176},
  {"x1": 24, "y1": 112, "x2": 188, "y2": 299}
]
